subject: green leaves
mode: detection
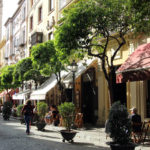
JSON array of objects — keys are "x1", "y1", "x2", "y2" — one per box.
[
  {"x1": 129, "y1": 0, "x2": 150, "y2": 34},
  {"x1": 0, "y1": 65, "x2": 17, "y2": 89},
  {"x1": 31, "y1": 40, "x2": 66, "y2": 79},
  {"x1": 58, "y1": 102, "x2": 75, "y2": 131},
  {"x1": 14, "y1": 57, "x2": 33, "y2": 82},
  {"x1": 37, "y1": 102, "x2": 48, "y2": 120},
  {"x1": 108, "y1": 101, "x2": 131, "y2": 144}
]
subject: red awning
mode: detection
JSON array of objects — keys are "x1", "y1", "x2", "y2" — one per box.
[{"x1": 116, "y1": 43, "x2": 150, "y2": 83}]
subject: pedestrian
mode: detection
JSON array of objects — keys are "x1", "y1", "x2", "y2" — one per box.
[{"x1": 22, "y1": 100, "x2": 33, "y2": 135}]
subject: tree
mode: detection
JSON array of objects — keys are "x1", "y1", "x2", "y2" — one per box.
[
  {"x1": 13, "y1": 57, "x2": 47, "y2": 90},
  {"x1": 0, "y1": 65, "x2": 17, "y2": 91},
  {"x1": 54, "y1": 0, "x2": 150, "y2": 105},
  {"x1": 129, "y1": 0, "x2": 150, "y2": 33},
  {"x1": 13, "y1": 57, "x2": 33, "y2": 89},
  {"x1": 24, "y1": 69, "x2": 47, "y2": 89},
  {"x1": 31, "y1": 40, "x2": 67, "y2": 102},
  {"x1": 0, "y1": 65, "x2": 17, "y2": 101}
]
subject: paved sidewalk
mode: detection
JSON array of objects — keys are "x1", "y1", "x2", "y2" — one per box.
[
  {"x1": 45, "y1": 125, "x2": 150, "y2": 150},
  {"x1": 10, "y1": 116, "x2": 150, "y2": 150}
]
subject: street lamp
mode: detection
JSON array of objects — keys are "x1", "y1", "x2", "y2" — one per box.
[{"x1": 70, "y1": 60, "x2": 78, "y2": 104}]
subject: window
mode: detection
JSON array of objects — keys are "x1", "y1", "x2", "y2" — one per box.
[
  {"x1": 7, "y1": 43, "x2": 10, "y2": 56},
  {"x1": 7, "y1": 27, "x2": 9, "y2": 41},
  {"x1": 48, "y1": 32, "x2": 53, "y2": 40},
  {"x1": 22, "y1": 7, "x2": 26, "y2": 21},
  {"x1": 49, "y1": 0, "x2": 54, "y2": 12},
  {"x1": 23, "y1": 29, "x2": 25, "y2": 44},
  {"x1": 38, "y1": 6, "x2": 42, "y2": 23},
  {"x1": 59, "y1": 0, "x2": 71, "y2": 10},
  {"x1": 129, "y1": 42, "x2": 134, "y2": 55},
  {"x1": 30, "y1": 16, "x2": 33, "y2": 31}
]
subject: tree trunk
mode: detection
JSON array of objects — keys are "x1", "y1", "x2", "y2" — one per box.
[
  {"x1": 108, "y1": 69, "x2": 115, "y2": 106},
  {"x1": 107, "y1": 79, "x2": 114, "y2": 106}
]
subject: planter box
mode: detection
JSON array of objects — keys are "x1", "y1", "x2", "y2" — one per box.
[{"x1": 60, "y1": 129, "x2": 77, "y2": 143}]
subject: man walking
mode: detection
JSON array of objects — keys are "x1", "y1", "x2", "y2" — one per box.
[{"x1": 22, "y1": 100, "x2": 33, "y2": 135}]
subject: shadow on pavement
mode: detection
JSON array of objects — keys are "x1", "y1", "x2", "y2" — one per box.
[{"x1": 0, "y1": 116, "x2": 110, "y2": 150}]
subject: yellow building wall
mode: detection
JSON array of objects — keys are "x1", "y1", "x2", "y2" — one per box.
[
  {"x1": 27, "y1": 0, "x2": 57, "y2": 54},
  {"x1": 98, "y1": 34, "x2": 150, "y2": 125},
  {"x1": 0, "y1": 39, "x2": 6, "y2": 68}
]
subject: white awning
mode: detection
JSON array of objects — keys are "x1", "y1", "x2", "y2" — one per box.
[
  {"x1": 63, "y1": 58, "x2": 97, "y2": 88},
  {"x1": 30, "y1": 72, "x2": 68, "y2": 100},
  {"x1": 12, "y1": 90, "x2": 31, "y2": 100}
]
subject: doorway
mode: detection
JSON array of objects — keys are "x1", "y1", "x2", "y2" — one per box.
[
  {"x1": 81, "y1": 68, "x2": 98, "y2": 125},
  {"x1": 112, "y1": 66, "x2": 127, "y2": 105}
]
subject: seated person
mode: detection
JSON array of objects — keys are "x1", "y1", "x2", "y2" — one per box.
[
  {"x1": 44, "y1": 109, "x2": 52, "y2": 124},
  {"x1": 129, "y1": 107, "x2": 142, "y2": 133},
  {"x1": 51, "y1": 105, "x2": 59, "y2": 126}
]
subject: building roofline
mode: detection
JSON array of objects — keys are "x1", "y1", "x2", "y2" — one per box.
[
  {"x1": 4, "y1": 18, "x2": 12, "y2": 26},
  {"x1": 18, "y1": 0, "x2": 25, "y2": 5},
  {"x1": 4, "y1": 0, "x2": 25, "y2": 25}
]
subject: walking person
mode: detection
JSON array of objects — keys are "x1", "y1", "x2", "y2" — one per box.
[{"x1": 22, "y1": 100, "x2": 33, "y2": 135}]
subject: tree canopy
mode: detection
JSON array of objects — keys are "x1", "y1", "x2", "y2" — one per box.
[
  {"x1": 54, "y1": 0, "x2": 150, "y2": 104},
  {"x1": 129, "y1": 0, "x2": 150, "y2": 33},
  {"x1": 31, "y1": 40, "x2": 67, "y2": 102},
  {"x1": 31, "y1": 40, "x2": 65, "y2": 80},
  {"x1": 0, "y1": 65, "x2": 17, "y2": 90},
  {"x1": 13, "y1": 57, "x2": 33, "y2": 83}
]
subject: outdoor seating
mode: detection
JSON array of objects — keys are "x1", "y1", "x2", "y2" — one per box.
[
  {"x1": 131, "y1": 121, "x2": 150, "y2": 144},
  {"x1": 131, "y1": 122, "x2": 144, "y2": 143},
  {"x1": 75, "y1": 113, "x2": 83, "y2": 128},
  {"x1": 142, "y1": 121, "x2": 150, "y2": 144}
]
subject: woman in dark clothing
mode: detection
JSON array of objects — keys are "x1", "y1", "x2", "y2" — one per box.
[
  {"x1": 51, "y1": 105, "x2": 59, "y2": 126},
  {"x1": 22, "y1": 100, "x2": 33, "y2": 135}
]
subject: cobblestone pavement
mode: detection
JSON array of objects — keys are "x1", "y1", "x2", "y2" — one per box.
[{"x1": 0, "y1": 115, "x2": 150, "y2": 150}]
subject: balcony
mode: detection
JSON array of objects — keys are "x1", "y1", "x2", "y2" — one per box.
[{"x1": 30, "y1": 32, "x2": 43, "y2": 46}]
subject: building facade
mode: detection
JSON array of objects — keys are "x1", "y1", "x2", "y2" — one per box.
[
  {"x1": 0, "y1": 38, "x2": 6, "y2": 67},
  {"x1": 27, "y1": 0, "x2": 57, "y2": 53},
  {"x1": 1, "y1": 0, "x2": 150, "y2": 125},
  {"x1": 0, "y1": 0, "x2": 2, "y2": 41}
]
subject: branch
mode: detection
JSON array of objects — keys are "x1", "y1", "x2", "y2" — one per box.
[
  {"x1": 109, "y1": 35, "x2": 121, "y2": 45},
  {"x1": 103, "y1": 30, "x2": 109, "y2": 55},
  {"x1": 88, "y1": 48, "x2": 102, "y2": 59},
  {"x1": 101, "y1": 57, "x2": 109, "y2": 82},
  {"x1": 111, "y1": 32, "x2": 126, "y2": 66}
]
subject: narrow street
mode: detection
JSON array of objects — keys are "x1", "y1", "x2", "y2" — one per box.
[{"x1": 0, "y1": 115, "x2": 109, "y2": 150}]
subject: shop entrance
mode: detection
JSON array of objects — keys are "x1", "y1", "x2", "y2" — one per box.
[
  {"x1": 81, "y1": 68, "x2": 98, "y2": 125},
  {"x1": 112, "y1": 66, "x2": 127, "y2": 105}
]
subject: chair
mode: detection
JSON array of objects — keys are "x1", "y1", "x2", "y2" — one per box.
[
  {"x1": 142, "y1": 121, "x2": 150, "y2": 144},
  {"x1": 131, "y1": 122, "x2": 143, "y2": 143},
  {"x1": 75, "y1": 113, "x2": 83, "y2": 128}
]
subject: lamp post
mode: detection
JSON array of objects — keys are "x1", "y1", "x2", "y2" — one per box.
[{"x1": 70, "y1": 60, "x2": 78, "y2": 104}]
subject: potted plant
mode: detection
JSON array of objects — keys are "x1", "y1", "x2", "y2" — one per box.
[
  {"x1": 107, "y1": 101, "x2": 136, "y2": 150},
  {"x1": 2, "y1": 101, "x2": 12, "y2": 120},
  {"x1": 36, "y1": 102, "x2": 48, "y2": 131},
  {"x1": 58, "y1": 102, "x2": 77, "y2": 143},
  {"x1": 16, "y1": 104, "x2": 25, "y2": 124}
]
